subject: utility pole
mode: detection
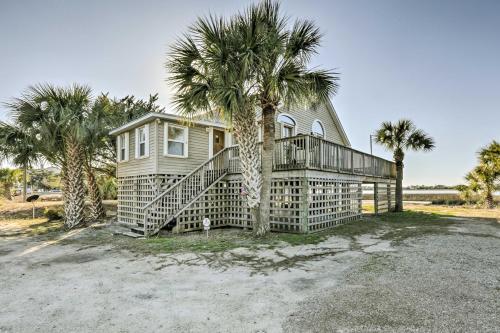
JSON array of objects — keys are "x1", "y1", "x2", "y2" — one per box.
[{"x1": 369, "y1": 135, "x2": 376, "y2": 155}]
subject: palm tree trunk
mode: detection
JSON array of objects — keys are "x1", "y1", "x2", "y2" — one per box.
[
  {"x1": 22, "y1": 165, "x2": 27, "y2": 202},
  {"x1": 257, "y1": 103, "x2": 275, "y2": 236},
  {"x1": 485, "y1": 191, "x2": 494, "y2": 209},
  {"x1": 85, "y1": 162, "x2": 106, "y2": 221},
  {"x1": 233, "y1": 109, "x2": 262, "y2": 233},
  {"x1": 3, "y1": 183, "x2": 12, "y2": 200},
  {"x1": 63, "y1": 136, "x2": 86, "y2": 228},
  {"x1": 395, "y1": 160, "x2": 403, "y2": 212}
]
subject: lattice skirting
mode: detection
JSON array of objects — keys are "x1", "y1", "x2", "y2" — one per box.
[
  {"x1": 373, "y1": 182, "x2": 396, "y2": 214},
  {"x1": 117, "y1": 174, "x2": 185, "y2": 225},
  {"x1": 117, "y1": 171, "x2": 366, "y2": 233}
]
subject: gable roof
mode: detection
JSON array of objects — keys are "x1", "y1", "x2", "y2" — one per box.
[
  {"x1": 109, "y1": 112, "x2": 226, "y2": 136},
  {"x1": 324, "y1": 99, "x2": 351, "y2": 146}
]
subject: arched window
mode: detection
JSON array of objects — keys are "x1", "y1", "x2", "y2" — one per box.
[
  {"x1": 311, "y1": 120, "x2": 325, "y2": 138},
  {"x1": 277, "y1": 114, "x2": 296, "y2": 138}
]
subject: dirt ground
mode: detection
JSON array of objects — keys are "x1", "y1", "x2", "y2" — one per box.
[{"x1": 0, "y1": 203, "x2": 499, "y2": 332}]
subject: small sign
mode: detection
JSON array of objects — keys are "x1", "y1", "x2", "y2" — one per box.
[{"x1": 203, "y1": 217, "x2": 210, "y2": 230}]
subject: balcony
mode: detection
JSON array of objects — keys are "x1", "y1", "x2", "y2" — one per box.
[{"x1": 272, "y1": 134, "x2": 396, "y2": 178}]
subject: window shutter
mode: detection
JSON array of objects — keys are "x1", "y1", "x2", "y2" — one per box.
[
  {"x1": 135, "y1": 128, "x2": 139, "y2": 158},
  {"x1": 163, "y1": 122, "x2": 168, "y2": 155},
  {"x1": 184, "y1": 127, "x2": 189, "y2": 157},
  {"x1": 117, "y1": 136, "x2": 121, "y2": 162},
  {"x1": 124, "y1": 132, "x2": 129, "y2": 161},
  {"x1": 144, "y1": 124, "x2": 150, "y2": 157}
]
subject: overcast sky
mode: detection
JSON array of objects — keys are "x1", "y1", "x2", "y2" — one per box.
[{"x1": 1, "y1": 0, "x2": 498, "y2": 186}]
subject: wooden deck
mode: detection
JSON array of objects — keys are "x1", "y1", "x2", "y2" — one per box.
[{"x1": 229, "y1": 134, "x2": 396, "y2": 179}]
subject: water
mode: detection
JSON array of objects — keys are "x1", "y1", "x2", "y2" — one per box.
[{"x1": 363, "y1": 189, "x2": 500, "y2": 195}]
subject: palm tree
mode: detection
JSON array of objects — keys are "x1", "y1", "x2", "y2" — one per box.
[
  {"x1": 0, "y1": 168, "x2": 22, "y2": 200},
  {"x1": 0, "y1": 122, "x2": 40, "y2": 201},
  {"x1": 7, "y1": 84, "x2": 92, "y2": 228},
  {"x1": 168, "y1": 15, "x2": 263, "y2": 231},
  {"x1": 374, "y1": 119, "x2": 435, "y2": 212},
  {"x1": 233, "y1": 1, "x2": 340, "y2": 235},
  {"x1": 78, "y1": 95, "x2": 110, "y2": 220},
  {"x1": 463, "y1": 141, "x2": 499, "y2": 208}
]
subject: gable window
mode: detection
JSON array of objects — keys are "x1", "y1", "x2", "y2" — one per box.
[
  {"x1": 117, "y1": 132, "x2": 129, "y2": 162},
  {"x1": 164, "y1": 123, "x2": 188, "y2": 157},
  {"x1": 135, "y1": 125, "x2": 149, "y2": 158},
  {"x1": 277, "y1": 114, "x2": 296, "y2": 138},
  {"x1": 312, "y1": 120, "x2": 325, "y2": 138}
]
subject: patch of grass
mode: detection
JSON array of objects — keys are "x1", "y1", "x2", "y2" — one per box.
[
  {"x1": 0, "y1": 217, "x2": 65, "y2": 238},
  {"x1": 28, "y1": 219, "x2": 65, "y2": 235},
  {"x1": 376, "y1": 211, "x2": 455, "y2": 245}
]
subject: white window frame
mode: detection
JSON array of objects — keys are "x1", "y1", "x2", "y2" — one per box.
[
  {"x1": 164, "y1": 122, "x2": 189, "y2": 158},
  {"x1": 135, "y1": 124, "x2": 149, "y2": 159},
  {"x1": 311, "y1": 119, "x2": 325, "y2": 138},
  {"x1": 117, "y1": 132, "x2": 129, "y2": 162},
  {"x1": 277, "y1": 113, "x2": 297, "y2": 138}
]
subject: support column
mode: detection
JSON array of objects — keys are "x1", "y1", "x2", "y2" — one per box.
[
  {"x1": 387, "y1": 183, "x2": 392, "y2": 212},
  {"x1": 300, "y1": 178, "x2": 310, "y2": 233},
  {"x1": 374, "y1": 182, "x2": 379, "y2": 215}
]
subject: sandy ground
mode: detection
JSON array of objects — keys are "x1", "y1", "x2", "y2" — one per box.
[{"x1": 0, "y1": 214, "x2": 499, "y2": 332}]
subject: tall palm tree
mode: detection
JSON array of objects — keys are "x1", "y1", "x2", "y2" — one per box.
[
  {"x1": 374, "y1": 119, "x2": 435, "y2": 212},
  {"x1": 7, "y1": 84, "x2": 92, "y2": 228},
  {"x1": 78, "y1": 95, "x2": 111, "y2": 220},
  {"x1": 168, "y1": 15, "x2": 263, "y2": 231},
  {"x1": 233, "y1": 1, "x2": 340, "y2": 235},
  {"x1": 0, "y1": 121, "x2": 40, "y2": 201},
  {"x1": 463, "y1": 140, "x2": 499, "y2": 208}
]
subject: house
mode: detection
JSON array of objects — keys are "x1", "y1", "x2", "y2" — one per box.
[{"x1": 110, "y1": 100, "x2": 396, "y2": 236}]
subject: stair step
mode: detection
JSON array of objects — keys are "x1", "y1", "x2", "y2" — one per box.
[
  {"x1": 120, "y1": 231, "x2": 144, "y2": 238},
  {"x1": 130, "y1": 227, "x2": 145, "y2": 235}
]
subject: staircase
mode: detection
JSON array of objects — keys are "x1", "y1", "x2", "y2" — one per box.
[{"x1": 130, "y1": 146, "x2": 238, "y2": 237}]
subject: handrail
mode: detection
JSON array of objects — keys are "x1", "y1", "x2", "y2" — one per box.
[
  {"x1": 143, "y1": 147, "x2": 231, "y2": 211},
  {"x1": 273, "y1": 134, "x2": 396, "y2": 178},
  {"x1": 142, "y1": 146, "x2": 235, "y2": 236}
]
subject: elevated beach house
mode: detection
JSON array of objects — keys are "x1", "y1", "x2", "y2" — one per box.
[{"x1": 110, "y1": 101, "x2": 396, "y2": 236}]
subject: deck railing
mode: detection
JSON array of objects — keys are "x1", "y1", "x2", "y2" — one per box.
[{"x1": 273, "y1": 134, "x2": 396, "y2": 178}]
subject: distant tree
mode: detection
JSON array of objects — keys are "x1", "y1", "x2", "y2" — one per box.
[
  {"x1": 461, "y1": 140, "x2": 499, "y2": 208},
  {"x1": 0, "y1": 168, "x2": 22, "y2": 200},
  {"x1": 97, "y1": 174, "x2": 117, "y2": 200},
  {"x1": 455, "y1": 184, "x2": 474, "y2": 205},
  {"x1": 0, "y1": 122, "x2": 41, "y2": 201},
  {"x1": 374, "y1": 119, "x2": 435, "y2": 212}
]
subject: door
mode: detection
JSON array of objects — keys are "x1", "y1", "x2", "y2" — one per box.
[{"x1": 213, "y1": 129, "x2": 225, "y2": 155}]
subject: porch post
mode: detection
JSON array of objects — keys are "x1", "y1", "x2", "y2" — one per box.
[{"x1": 305, "y1": 135, "x2": 310, "y2": 169}]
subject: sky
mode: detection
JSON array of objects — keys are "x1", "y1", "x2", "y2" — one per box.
[{"x1": 0, "y1": 0, "x2": 498, "y2": 186}]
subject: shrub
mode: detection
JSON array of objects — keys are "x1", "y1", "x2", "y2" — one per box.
[{"x1": 43, "y1": 207, "x2": 64, "y2": 221}]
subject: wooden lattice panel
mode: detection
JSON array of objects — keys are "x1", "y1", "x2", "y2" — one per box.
[
  {"x1": 117, "y1": 174, "x2": 184, "y2": 225},
  {"x1": 376, "y1": 183, "x2": 389, "y2": 213},
  {"x1": 307, "y1": 177, "x2": 362, "y2": 232}
]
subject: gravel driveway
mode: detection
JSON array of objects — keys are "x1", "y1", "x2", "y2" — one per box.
[{"x1": 0, "y1": 215, "x2": 499, "y2": 332}]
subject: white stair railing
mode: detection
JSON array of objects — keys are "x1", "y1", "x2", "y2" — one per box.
[{"x1": 142, "y1": 146, "x2": 238, "y2": 236}]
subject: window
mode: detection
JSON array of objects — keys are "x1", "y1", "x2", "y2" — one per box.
[
  {"x1": 164, "y1": 123, "x2": 188, "y2": 157},
  {"x1": 135, "y1": 125, "x2": 149, "y2": 158},
  {"x1": 312, "y1": 120, "x2": 325, "y2": 138},
  {"x1": 117, "y1": 132, "x2": 129, "y2": 162},
  {"x1": 277, "y1": 114, "x2": 296, "y2": 138}
]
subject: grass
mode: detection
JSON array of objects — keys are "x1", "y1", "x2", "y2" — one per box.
[{"x1": 2, "y1": 198, "x2": 498, "y2": 254}]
